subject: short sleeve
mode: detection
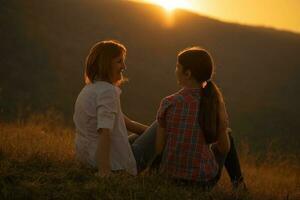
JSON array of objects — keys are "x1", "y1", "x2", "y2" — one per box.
[
  {"x1": 96, "y1": 88, "x2": 118, "y2": 132},
  {"x1": 156, "y1": 98, "x2": 172, "y2": 128}
]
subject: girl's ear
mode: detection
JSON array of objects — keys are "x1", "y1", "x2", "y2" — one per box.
[{"x1": 184, "y1": 69, "x2": 192, "y2": 79}]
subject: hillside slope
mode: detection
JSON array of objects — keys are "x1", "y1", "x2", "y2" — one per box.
[{"x1": 1, "y1": 0, "x2": 300, "y2": 153}]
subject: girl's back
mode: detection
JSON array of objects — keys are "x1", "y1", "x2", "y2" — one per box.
[
  {"x1": 157, "y1": 88, "x2": 219, "y2": 182},
  {"x1": 155, "y1": 46, "x2": 245, "y2": 189}
]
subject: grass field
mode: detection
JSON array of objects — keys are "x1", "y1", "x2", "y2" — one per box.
[{"x1": 0, "y1": 113, "x2": 299, "y2": 200}]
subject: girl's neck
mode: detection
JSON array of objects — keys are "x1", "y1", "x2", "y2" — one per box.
[{"x1": 181, "y1": 79, "x2": 202, "y2": 89}]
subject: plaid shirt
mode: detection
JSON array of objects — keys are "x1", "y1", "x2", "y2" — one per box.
[{"x1": 157, "y1": 88, "x2": 219, "y2": 182}]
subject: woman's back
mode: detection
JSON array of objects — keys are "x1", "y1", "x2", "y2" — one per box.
[
  {"x1": 74, "y1": 81, "x2": 116, "y2": 139},
  {"x1": 73, "y1": 81, "x2": 137, "y2": 174}
]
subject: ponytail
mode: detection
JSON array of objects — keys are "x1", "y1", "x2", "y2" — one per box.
[
  {"x1": 199, "y1": 81, "x2": 228, "y2": 144},
  {"x1": 177, "y1": 46, "x2": 228, "y2": 144}
]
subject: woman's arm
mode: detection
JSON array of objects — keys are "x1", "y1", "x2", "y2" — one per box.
[
  {"x1": 96, "y1": 128, "x2": 111, "y2": 177},
  {"x1": 124, "y1": 115, "x2": 149, "y2": 135},
  {"x1": 156, "y1": 126, "x2": 166, "y2": 155}
]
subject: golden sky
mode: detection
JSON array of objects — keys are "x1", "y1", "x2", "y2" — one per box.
[{"x1": 131, "y1": 0, "x2": 300, "y2": 33}]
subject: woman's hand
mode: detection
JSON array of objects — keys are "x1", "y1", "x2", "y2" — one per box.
[
  {"x1": 95, "y1": 170, "x2": 111, "y2": 178},
  {"x1": 124, "y1": 115, "x2": 149, "y2": 135}
]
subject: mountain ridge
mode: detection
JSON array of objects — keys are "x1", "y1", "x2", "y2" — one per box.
[{"x1": 1, "y1": 0, "x2": 300, "y2": 154}]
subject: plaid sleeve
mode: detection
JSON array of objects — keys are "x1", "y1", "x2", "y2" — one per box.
[{"x1": 156, "y1": 98, "x2": 172, "y2": 128}]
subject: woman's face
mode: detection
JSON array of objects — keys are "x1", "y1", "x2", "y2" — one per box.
[{"x1": 110, "y1": 52, "x2": 126, "y2": 84}]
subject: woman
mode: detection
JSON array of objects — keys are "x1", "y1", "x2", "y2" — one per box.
[
  {"x1": 155, "y1": 47, "x2": 245, "y2": 189},
  {"x1": 73, "y1": 40, "x2": 157, "y2": 177}
]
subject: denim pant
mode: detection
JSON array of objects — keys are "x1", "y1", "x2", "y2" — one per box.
[
  {"x1": 130, "y1": 122, "x2": 158, "y2": 172},
  {"x1": 130, "y1": 121, "x2": 243, "y2": 187}
]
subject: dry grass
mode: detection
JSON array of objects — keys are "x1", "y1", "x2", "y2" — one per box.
[{"x1": 0, "y1": 114, "x2": 299, "y2": 200}]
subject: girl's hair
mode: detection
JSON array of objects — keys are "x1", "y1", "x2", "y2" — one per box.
[
  {"x1": 84, "y1": 40, "x2": 126, "y2": 84},
  {"x1": 178, "y1": 47, "x2": 228, "y2": 144}
]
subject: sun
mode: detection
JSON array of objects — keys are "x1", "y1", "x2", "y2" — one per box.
[{"x1": 151, "y1": 0, "x2": 191, "y2": 12}]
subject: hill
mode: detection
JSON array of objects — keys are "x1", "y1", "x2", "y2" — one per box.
[
  {"x1": 1, "y1": 0, "x2": 300, "y2": 153},
  {"x1": 0, "y1": 119, "x2": 299, "y2": 199}
]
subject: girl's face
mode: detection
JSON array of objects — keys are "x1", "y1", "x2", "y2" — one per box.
[
  {"x1": 175, "y1": 62, "x2": 188, "y2": 86},
  {"x1": 110, "y1": 52, "x2": 126, "y2": 84}
]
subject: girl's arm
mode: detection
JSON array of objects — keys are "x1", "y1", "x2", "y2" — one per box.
[
  {"x1": 216, "y1": 101, "x2": 230, "y2": 154},
  {"x1": 216, "y1": 128, "x2": 230, "y2": 154},
  {"x1": 156, "y1": 126, "x2": 166, "y2": 155},
  {"x1": 124, "y1": 115, "x2": 149, "y2": 135},
  {"x1": 96, "y1": 128, "x2": 111, "y2": 177}
]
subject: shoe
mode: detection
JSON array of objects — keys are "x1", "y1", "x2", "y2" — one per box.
[{"x1": 232, "y1": 177, "x2": 248, "y2": 192}]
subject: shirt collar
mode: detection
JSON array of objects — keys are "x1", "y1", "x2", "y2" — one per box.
[
  {"x1": 179, "y1": 87, "x2": 202, "y2": 98},
  {"x1": 114, "y1": 85, "x2": 122, "y2": 95}
]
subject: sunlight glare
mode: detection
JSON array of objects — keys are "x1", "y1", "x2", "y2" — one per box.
[{"x1": 151, "y1": 0, "x2": 191, "y2": 12}]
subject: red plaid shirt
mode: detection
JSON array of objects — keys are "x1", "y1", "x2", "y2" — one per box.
[{"x1": 157, "y1": 88, "x2": 219, "y2": 182}]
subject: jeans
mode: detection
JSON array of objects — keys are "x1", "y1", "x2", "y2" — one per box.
[
  {"x1": 130, "y1": 122, "x2": 244, "y2": 188},
  {"x1": 130, "y1": 122, "x2": 158, "y2": 172}
]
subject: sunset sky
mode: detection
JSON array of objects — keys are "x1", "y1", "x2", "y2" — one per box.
[{"x1": 131, "y1": 0, "x2": 300, "y2": 33}]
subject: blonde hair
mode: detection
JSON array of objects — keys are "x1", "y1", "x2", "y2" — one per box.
[{"x1": 84, "y1": 40, "x2": 127, "y2": 84}]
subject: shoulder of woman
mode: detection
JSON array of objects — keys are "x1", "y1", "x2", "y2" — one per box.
[
  {"x1": 92, "y1": 82, "x2": 116, "y2": 94},
  {"x1": 93, "y1": 85, "x2": 119, "y2": 104}
]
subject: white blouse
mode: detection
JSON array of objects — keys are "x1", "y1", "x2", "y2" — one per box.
[{"x1": 73, "y1": 81, "x2": 137, "y2": 175}]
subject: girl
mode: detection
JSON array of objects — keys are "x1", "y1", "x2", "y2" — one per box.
[
  {"x1": 156, "y1": 47, "x2": 245, "y2": 188},
  {"x1": 73, "y1": 40, "x2": 157, "y2": 177}
]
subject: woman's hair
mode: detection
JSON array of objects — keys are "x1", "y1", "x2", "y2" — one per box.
[
  {"x1": 84, "y1": 40, "x2": 127, "y2": 84},
  {"x1": 178, "y1": 47, "x2": 228, "y2": 144}
]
